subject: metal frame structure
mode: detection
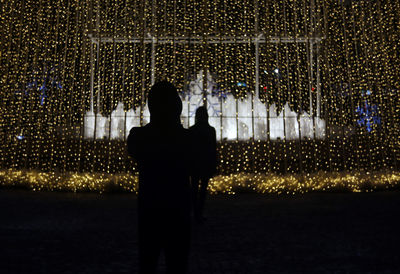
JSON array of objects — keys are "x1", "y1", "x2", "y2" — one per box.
[{"x1": 87, "y1": 33, "x2": 323, "y2": 119}]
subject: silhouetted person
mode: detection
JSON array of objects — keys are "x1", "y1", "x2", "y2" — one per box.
[
  {"x1": 189, "y1": 106, "x2": 217, "y2": 224},
  {"x1": 127, "y1": 81, "x2": 193, "y2": 274}
]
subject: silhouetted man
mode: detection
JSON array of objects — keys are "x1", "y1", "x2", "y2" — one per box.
[
  {"x1": 127, "y1": 81, "x2": 192, "y2": 274},
  {"x1": 189, "y1": 106, "x2": 217, "y2": 223}
]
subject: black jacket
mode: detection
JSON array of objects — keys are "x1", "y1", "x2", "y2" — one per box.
[
  {"x1": 127, "y1": 123, "x2": 193, "y2": 213},
  {"x1": 189, "y1": 122, "x2": 217, "y2": 178}
]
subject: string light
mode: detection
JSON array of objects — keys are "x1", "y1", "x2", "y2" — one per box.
[
  {"x1": 0, "y1": 169, "x2": 399, "y2": 195},
  {"x1": 0, "y1": 1, "x2": 398, "y2": 192}
]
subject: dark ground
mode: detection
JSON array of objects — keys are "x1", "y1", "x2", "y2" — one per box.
[{"x1": 0, "y1": 190, "x2": 399, "y2": 274}]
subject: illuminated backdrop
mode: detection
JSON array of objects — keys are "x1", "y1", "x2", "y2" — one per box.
[{"x1": 0, "y1": 0, "x2": 399, "y2": 186}]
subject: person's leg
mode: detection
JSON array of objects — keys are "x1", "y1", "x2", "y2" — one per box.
[
  {"x1": 138, "y1": 242, "x2": 160, "y2": 274},
  {"x1": 198, "y1": 176, "x2": 210, "y2": 219},
  {"x1": 138, "y1": 215, "x2": 161, "y2": 274},
  {"x1": 164, "y1": 215, "x2": 191, "y2": 274},
  {"x1": 191, "y1": 175, "x2": 200, "y2": 220}
]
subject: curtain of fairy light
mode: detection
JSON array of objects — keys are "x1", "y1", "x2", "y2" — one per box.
[{"x1": 0, "y1": 0, "x2": 399, "y2": 175}]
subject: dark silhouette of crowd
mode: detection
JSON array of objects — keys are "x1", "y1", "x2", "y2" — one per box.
[{"x1": 127, "y1": 81, "x2": 217, "y2": 274}]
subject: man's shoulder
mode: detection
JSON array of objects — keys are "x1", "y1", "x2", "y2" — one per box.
[
  {"x1": 188, "y1": 123, "x2": 215, "y2": 135},
  {"x1": 129, "y1": 126, "x2": 142, "y2": 136},
  {"x1": 187, "y1": 125, "x2": 199, "y2": 137},
  {"x1": 205, "y1": 124, "x2": 216, "y2": 135},
  {"x1": 208, "y1": 124, "x2": 216, "y2": 132},
  {"x1": 128, "y1": 125, "x2": 153, "y2": 141},
  {"x1": 131, "y1": 123, "x2": 153, "y2": 132},
  {"x1": 181, "y1": 127, "x2": 192, "y2": 138}
]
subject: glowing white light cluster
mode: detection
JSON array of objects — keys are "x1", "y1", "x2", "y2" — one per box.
[{"x1": 84, "y1": 71, "x2": 325, "y2": 141}]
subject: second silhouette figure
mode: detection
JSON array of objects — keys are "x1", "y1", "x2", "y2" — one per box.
[{"x1": 189, "y1": 106, "x2": 217, "y2": 224}]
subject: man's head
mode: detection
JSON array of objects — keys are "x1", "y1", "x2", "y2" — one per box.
[
  {"x1": 195, "y1": 106, "x2": 208, "y2": 124},
  {"x1": 147, "y1": 81, "x2": 182, "y2": 124}
]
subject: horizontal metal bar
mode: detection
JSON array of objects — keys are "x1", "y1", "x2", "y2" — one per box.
[{"x1": 87, "y1": 33, "x2": 324, "y2": 45}]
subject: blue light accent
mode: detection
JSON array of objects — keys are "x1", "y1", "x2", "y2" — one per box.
[
  {"x1": 211, "y1": 86, "x2": 228, "y2": 100},
  {"x1": 17, "y1": 135, "x2": 25, "y2": 140},
  {"x1": 39, "y1": 91, "x2": 47, "y2": 105},
  {"x1": 20, "y1": 66, "x2": 63, "y2": 106},
  {"x1": 356, "y1": 100, "x2": 381, "y2": 133}
]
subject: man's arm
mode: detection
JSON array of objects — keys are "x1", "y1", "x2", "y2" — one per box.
[
  {"x1": 127, "y1": 127, "x2": 140, "y2": 160},
  {"x1": 211, "y1": 127, "x2": 217, "y2": 176}
]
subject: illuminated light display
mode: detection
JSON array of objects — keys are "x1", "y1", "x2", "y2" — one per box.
[
  {"x1": 0, "y1": 0, "x2": 399, "y2": 191},
  {"x1": 84, "y1": 70, "x2": 325, "y2": 140},
  {"x1": 0, "y1": 169, "x2": 399, "y2": 195}
]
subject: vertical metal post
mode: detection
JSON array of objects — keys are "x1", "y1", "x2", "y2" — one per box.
[
  {"x1": 254, "y1": 0, "x2": 260, "y2": 99},
  {"x1": 96, "y1": 43, "x2": 100, "y2": 114},
  {"x1": 96, "y1": 0, "x2": 101, "y2": 115},
  {"x1": 255, "y1": 36, "x2": 260, "y2": 98},
  {"x1": 202, "y1": 43, "x2": 207, "y2": 107},
  {"x1": 139, "y1": 1, "x2": 147, "y2": 126},
  {"x1": 316, "y1": 42, "x2": 321, "y2": 117},
  {"x1": 252, "y1": 38, "x2": 259, "y2": 140},
  {"x1": 309, "y1": 42, "x2": 313, "y2": 117},
  {"x1": 90, "y1": 41, "x2": 94, "y2": 113},
  {"x1": 253, "y1": 0, "x2": 260, "y2": 141},
  {"x1": 151, "y1": 36, "x2": 156, "y2": 85}
]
